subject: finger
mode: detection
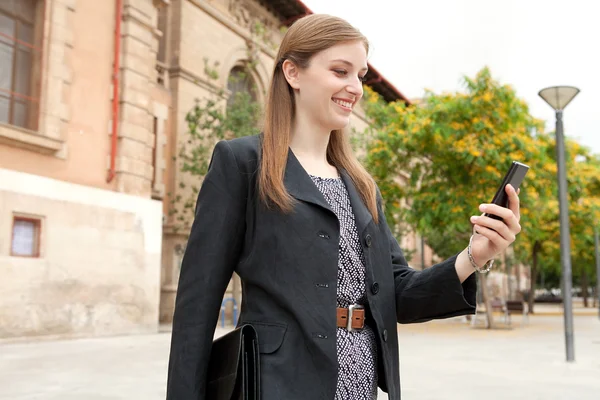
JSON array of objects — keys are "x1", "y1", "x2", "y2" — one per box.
[
  {"x1": 506, "y1": 184, "x2": 521, "y2": 221},
  {"x1": 477, "y1": 205, "x2": 521, "y2": 235},
  {"x1": 480, "y1": 203, "x2": 513, "y2": 220},
  {"x1": 481, "y1": 200, "x2": 520, "y2": 224},
  {"x1": 471, "y1": 215, "x2": 515, "y2": 242},
  {"x1": 473, "y1": 224, "x2": 507, "y2": 248}
]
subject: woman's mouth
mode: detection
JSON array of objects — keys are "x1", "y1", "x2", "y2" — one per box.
[{"x1": 332, "y1": 98, "x2": 353, "y2": 112}]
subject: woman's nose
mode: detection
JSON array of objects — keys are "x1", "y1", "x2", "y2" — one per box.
[{"x1": 347, "y1": 80, "x2": 363, "y2": 97}]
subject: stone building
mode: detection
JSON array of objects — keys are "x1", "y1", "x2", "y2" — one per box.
[{"x1": 0, "y1": 0, "x2": 431, "y2": 340}]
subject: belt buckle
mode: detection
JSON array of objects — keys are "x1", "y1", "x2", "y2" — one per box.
[{"x1": 347, "y1": 304, "x2": 364, "y2": 332}]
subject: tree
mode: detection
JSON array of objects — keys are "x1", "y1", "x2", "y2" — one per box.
[
  {"x1": 362, "y1": 67, "x2": 547, "y2": 327},
  {"x1": 511, "y1": 131, "x2": 560, "y2": 314},
  {"x1": 168, "y1": 60, "x2": 262, "y2": 234},
  {"x1": 514, "y1": 137, "x2": 600, "y2": 311},
  {"x1": 564, "y1": 146, "x2": 600, "y2": 306}
]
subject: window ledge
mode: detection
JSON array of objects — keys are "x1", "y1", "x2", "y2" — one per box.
[{"x1": 0, "y1": 123, "x2": 63, "y2": 155}]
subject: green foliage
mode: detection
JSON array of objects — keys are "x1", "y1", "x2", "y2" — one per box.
[
  {"x1": 168, "y1": 67, "x2": 262, "y2": 233},
  {"x1": 203, "y1": 57, "x2": 220, "y2": 81},
  {"x1": 361, "y1": 66, "x2": 600, "y2": 296},
  {"x1": 363, "y1": 67, "x2": 543, "y2": 259}
]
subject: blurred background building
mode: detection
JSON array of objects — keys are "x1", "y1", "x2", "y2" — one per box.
[{"x1": 0, "y1": 0, "x2": 433, "y2": 340}]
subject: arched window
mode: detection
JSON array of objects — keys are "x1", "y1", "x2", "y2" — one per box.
[{"x1": 226, "y1": 66, "x2": 257, "y2": 110}]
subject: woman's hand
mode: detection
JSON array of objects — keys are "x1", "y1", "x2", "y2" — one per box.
[{"x1": 468, "y1": 184, "x2": 522, "y2": 267}]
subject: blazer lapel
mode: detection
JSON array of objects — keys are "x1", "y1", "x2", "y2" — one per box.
[
  {"x1": 284, "y1": 149, "x2": 333, "y2": 213},
  {"x1": 340, "y1": 169, "x2": 373, "y2": 236},
  {"x1": 283, "y1": 149, "x2": 374, "y2": 235}
]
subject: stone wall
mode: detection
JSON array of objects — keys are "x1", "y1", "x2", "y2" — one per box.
[{"x1": 0, "y1": 168, "x2": 162, "y2": 339}]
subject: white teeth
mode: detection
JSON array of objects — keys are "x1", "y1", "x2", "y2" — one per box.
[{"x1": 333, "y1": 99, "x2": 352, "y2": 109}]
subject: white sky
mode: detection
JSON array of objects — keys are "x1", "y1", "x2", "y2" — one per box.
[{"x1": 303, "y1": 0, "x2": 600, "y2": 154}]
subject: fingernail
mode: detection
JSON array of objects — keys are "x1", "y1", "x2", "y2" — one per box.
[
  {"x1": 479, "y1": 205, "x2": 487, "y2": 212},
  {"x1": 471, "y1": 216, "x2": 478, "y2": 223}
]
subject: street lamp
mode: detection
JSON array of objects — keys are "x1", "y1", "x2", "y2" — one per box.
[
  {"x1": 595, "y1": 226, "x2": 599, "y2": 320},
  {"x1": 538, "y1": 85, "x2": 580, "y2": 362}
]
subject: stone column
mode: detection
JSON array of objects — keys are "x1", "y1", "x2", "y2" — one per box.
[
  {"x1": 40, "y1": 0, "x2": 75, "y2": 153},
  {"x1": 112, "y1": 0, "x2": 162, "y2": 196}
]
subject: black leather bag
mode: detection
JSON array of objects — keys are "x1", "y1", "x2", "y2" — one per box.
[{"x1": 207, "y1": 324, "x2": 260, "y2": 400}]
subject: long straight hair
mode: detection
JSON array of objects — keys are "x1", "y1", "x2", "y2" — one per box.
[{"x1": 259, "y1": 14, "x2": 379, "y2": 223}]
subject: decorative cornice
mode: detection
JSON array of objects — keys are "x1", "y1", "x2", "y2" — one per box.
[
  {"x1": 187, "y1": 0, "x2": 277, "y2": 59},
  {"x1": 168, "y1": 65, "x2": 226, "y2": 97},
  {"x1": 228, "y1": 0, "x2": 279, "y2": 40}
]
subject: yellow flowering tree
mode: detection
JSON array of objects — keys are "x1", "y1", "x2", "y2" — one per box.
[
  {"x1": 554, "y1": 143, "x2": 600, "y2": 306},
  {"x1": 362, "y1": 67, "x2": 550, "y2": 324},
  {"x1": 362, "y1": 67, "x2": 600, "y2": 316},
  {"x1": 511, "y1": 132, "x2": 561, "y2": 313},
  {"x1": 513, "y1": 136, "x2": 600, "y2": 311},
  {"x1": 363, "y1": 68, "x2": 544, "y2": 256}
]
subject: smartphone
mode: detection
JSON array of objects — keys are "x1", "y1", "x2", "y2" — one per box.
[{"x1": 484, "y1": 161, "x2": 530, "y2": 221}]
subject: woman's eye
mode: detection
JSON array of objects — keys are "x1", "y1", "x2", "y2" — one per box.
[{"x1": 334, "y1": 69, "x2": 366, "y2": 83}]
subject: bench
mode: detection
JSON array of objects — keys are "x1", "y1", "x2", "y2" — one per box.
[
  {"x1": 471, "y1": 298, "x2": 509, "y2": 327},
  {"x1": 471, "y1": 299, "x2": 529, "y2": 328},
  {"x1": 491, "y1": 298, "x2": 509, "y2": 324}
]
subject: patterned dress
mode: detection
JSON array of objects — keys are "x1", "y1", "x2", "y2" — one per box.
[{"x1": 309, "y1": 174, "x2": 378, "y2": 400}]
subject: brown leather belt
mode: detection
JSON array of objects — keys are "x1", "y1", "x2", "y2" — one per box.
[{"x1": 336, "y1": 305, "x2": 365, "y2": 331}]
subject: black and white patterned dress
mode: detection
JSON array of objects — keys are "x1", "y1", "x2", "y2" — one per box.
[{"x1": 309, "y1": 174, "x2": 378, "y2": 400}]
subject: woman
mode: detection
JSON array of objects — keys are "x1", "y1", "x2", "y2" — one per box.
[{"x1": 166, "y1": 14, "x2": 522, "y2": 400}]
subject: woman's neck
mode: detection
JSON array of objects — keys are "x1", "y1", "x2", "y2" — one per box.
[{"x1": 289, "y1": 118, "x2": 338, "y2": 178}]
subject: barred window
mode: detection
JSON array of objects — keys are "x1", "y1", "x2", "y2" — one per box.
[
  {"x1": 0, "y1": 0, "x2": 41, "y2": 131},
  {"x1": 226, "y1": 66, "x2": 257, "y2": 110}
]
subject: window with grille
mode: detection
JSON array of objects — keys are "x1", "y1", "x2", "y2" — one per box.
[
  {"x1": 0, "y1": 0, "x2": 42, "y2": 131},
  {"x1": 226, "y1": 66, "x2": 257, "y2": 110},
  {"x1": 11, "y1": 216, "x2": 42, "y2": 257}
]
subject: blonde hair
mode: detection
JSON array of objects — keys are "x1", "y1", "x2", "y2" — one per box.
[{"x1": 259, "y1": 14, "x2": 379, "y2": 223}]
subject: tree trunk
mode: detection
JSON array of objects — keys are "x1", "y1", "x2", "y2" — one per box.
[
  {"x1": 516, "y1": 261, "x2": 522, "y2": 298},
  {"x1": 478, "y1": 273, "x2": 495, "y2": 329},
  {"x1": 528, "y1": 242, "x2": 540, "y2": 314},
  {"x1": 581, "y1": 269, "x2": 589, "y2": 307}
]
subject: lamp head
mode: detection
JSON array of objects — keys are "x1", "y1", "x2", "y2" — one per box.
[{"x1": 538, "y1": 86, "x2": 580, "y2": 111}]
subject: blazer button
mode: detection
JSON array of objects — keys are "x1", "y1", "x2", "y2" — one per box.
[
  {"x1": 382, "y1": 329, "x2": 388, "y2": 342},
  {"x1": 318, "y1": 231, "x2": 330, "y2": 239},
  {"x1": 371, "y1": 282, "x2": 379, "y2": 295},
  {"x1": 365, "y1": 234, "x2": 372, "y2": 247}
]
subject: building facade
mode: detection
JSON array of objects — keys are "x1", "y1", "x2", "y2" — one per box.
[{"x1": 0, "y1": 0, "x2": 430, "y2": 340}]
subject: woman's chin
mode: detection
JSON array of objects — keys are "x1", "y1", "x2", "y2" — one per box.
[{"x1": 329, "y1": 117, "x2": 351, "y2": 131}]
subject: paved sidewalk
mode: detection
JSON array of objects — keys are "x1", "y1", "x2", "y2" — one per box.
[{"x1": 1, "y1": 314, "x2": 599, "y2": 400}]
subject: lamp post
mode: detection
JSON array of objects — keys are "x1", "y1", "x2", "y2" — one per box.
[
  {"x1": 595, "y1": 226, "x2": 599, "y2": 320},
  {"x1": 538, "y1": 85, "x2": 580, "y2": 362}
]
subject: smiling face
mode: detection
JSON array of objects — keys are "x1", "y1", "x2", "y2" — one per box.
[{"x1": 283, "y1": 40, "x2": 368, "y2": 132}]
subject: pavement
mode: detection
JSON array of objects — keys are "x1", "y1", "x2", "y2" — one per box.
[{"x1": 1, "y1": 310, "x2": 599, "y2": 400}]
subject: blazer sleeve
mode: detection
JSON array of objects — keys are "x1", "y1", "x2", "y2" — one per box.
[
  {"x1": 377, "y1": 194, "x2": 477, "y2": 324},
  {"x1": 166, "y1": 140, "x2": 247, "y2": 400}
]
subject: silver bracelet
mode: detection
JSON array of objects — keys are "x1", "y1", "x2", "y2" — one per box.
[{"x1": 468, "y1": 234, "x2": 494, "y2": 273}]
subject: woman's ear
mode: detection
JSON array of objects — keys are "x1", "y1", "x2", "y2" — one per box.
[{"x1": 281, "y1": 59, "x2": 300, "y2": 90}]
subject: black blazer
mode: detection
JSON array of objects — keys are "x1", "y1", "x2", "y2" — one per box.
[{"x1": 166, "y1": 134, "x2": 477, "y2": 400}]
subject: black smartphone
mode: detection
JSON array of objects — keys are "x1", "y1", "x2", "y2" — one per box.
[{"x1": 484, "y1": 161, "x2": 530, "y2": 221}]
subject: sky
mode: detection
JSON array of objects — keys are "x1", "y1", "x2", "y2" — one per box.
[{"x1": 303, "y1": 0, "x2": 600, "y2": 155}]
